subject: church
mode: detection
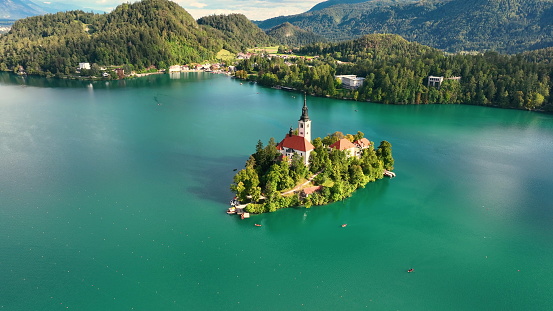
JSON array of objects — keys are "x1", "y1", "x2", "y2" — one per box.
[{"x1": 276, "y1": 96, "x2": 315, "y2": 165}]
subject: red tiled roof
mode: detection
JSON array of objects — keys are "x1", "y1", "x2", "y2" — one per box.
[
  {"x1": 329, "y1": 138, "x2": 356, "y2": 150},
  {"x1": 277, "y1": 134, "x2": 315, "y2": 152},
  {"x1": 303, "y1": 186, "x2": 322, "y2": 195},
  {"x1": 354, "y1": 138, "x2": 371, "y2": 148}
]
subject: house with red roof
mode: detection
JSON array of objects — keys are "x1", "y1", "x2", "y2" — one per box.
[
  {"x1": 354, "y1": 137, "x2": 371, "y2": 149},
  {"x1": 329, "y1": 138, "x2": 357, "y2": 157},
  {"x1": 277, "y1": 95, "x2": 314, "y2": 165},
  {"x1": 353, "y1": 137, "x2": 371, "y2": 156}
]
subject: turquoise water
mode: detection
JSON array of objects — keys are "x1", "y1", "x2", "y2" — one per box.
[{"x1": 1, "y1": 72, "x2": 552, "y2": 310}]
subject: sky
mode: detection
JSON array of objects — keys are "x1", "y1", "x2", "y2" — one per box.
[{"x1": 60, "y1": 0, "x2": 323, "y2": 20}]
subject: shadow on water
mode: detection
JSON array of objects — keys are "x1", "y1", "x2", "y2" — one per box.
[
  {"x1": 167, "y1": 152, "x2": 247, "y2": 206},
  {"x1": 0, "y1": 71, "x2": 213, "y2": 89}
]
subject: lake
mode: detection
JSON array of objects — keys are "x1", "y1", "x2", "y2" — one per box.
[{"x1": 1, "y1": 72, "x2": 552, "y2": 310}]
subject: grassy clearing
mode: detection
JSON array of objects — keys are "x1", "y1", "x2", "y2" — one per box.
[
  {"x1": 248, "y1": 46, "x2": 279, "y2": 54},
  {"x1": 216, "y1": 49, "x2": 235, "y2": 61}
]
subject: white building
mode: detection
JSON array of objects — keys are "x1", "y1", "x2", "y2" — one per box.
[
  {"x1": 335, "y1": 75, "x2": 365, "y2": 89},
  {"x1": 79, "y1": 62, "x2": 91, "y2": 70},
  {"x1": 428, "y1": 76, "x2": 461, "y2": 88},
  {"x1": 169, "y1": 65, "x2": 181, "y2": 73},
  {"x1": 428, "y1": 76, "x2": 444, "y2": 87}
]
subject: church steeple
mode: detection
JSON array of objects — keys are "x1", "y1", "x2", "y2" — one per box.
[
  {"x1": 299, "y1": 93, "x2": 310, "y2": 122},
  {"x1": 298, "y1": 93, "x2": 312, "y2": 142}
]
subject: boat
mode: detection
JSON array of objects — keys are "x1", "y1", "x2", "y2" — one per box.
[
  {"x1": 254, "y1": 224, "x2": 262, "y2": 227},
  {"x1": 407, "y1": 269, "x2": 414, "y2": 273},
  {"x1": 341, "y1": 224, "x2": 347, "y2": 228}
]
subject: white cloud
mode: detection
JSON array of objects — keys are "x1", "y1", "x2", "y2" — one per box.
[
  {"x1": 178, "y1": 0, "x2": 320, "y2": 20},
  {"x1": 188, "y1": 2, "x2": 208, "y2": 8},
  {"x1": 56, "y1": 0, "x2": 321, "y2": 20}
]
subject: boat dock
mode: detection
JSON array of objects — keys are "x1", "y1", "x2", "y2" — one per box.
[{"x1": 227, "y1": 199, "x2": 250, "y2": 219}]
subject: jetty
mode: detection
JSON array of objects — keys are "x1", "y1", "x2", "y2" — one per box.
[
  {"x1": 384, "y1": 170, "x2": 396, "y2": 178},
  {"x1": 228, "y1": 198, "x2": 250, "y2": 219}
]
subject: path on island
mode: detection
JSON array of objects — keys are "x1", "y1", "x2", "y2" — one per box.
[{"x1": 281, "y1": 169, "x2": 325, "y2": 195}]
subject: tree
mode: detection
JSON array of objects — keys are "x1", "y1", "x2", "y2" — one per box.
[
  {"x1": 290, "y1": 153, "x2": 308, "y2": 183},
  {"x1": 90, "y1": 63, "x2": 101, "y2": 76},
  {"x1": 376, "y1": 140, "x2": 394, "y2": 170}
]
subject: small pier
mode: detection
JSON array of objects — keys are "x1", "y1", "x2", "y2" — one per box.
[
  {"x1": 228, "y1": 197, "x2": 250, "y2": 219},
  {"x1": 384, "y1": 170, "x2": 396, "y2": 178}
]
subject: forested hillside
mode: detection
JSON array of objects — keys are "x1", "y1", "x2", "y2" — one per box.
[
  {"x1": 266, "y1": 22, "x2": 326, "y2": 46},
  {"x1": 258, "y1": 0, "x2": 553, "y2": 54},
  {"x1": 0, "y1": 0, "x2": 268, "y2": 76},
  {"x1": 235, "y1": 34, "x2": 553, "y2": 111},
  {"x1": 197, "y1": 14, "x2": 274, "y2": 52},
  {"x1": 522, "y1": 47, "x2": 553, "y2": 64}
]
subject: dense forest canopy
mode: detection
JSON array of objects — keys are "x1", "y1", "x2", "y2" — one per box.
[
  {"x1": 266, "y1": 22, "x2": 326, "y2": 47},
  {"x1": 197, "y1": 13, "x2": 274, "y2": 52},
  {"x1": 231, "y1": 133, "x2": 394, "y2": 213},
  {"x1": 0, "y1": 0, "x2": 270, "y2": 76},
  {"x1": 235, "y1": 34, "x2": 553, "y2": 111},
  {"x1": 257, "y1": 0, "x2": 553, "y2": 54}
]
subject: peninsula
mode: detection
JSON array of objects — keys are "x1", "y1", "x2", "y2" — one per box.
[{"x1": 229, "y1": 95, "x2": 394, "y2": 215}]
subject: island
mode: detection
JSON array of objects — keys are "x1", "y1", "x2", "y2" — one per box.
[{"x1": 229, "y1": 95, "x2": 394, "y2": 216}]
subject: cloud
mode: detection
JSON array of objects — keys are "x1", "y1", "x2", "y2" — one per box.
[
  {"x1": 188, "y1": 2, "x2": 208, "y2": 8},
  {"x1": 53, "y1": 0, "x2": 321, "y2": 20},
  {"x1": 177, "y1": 0, "x2": 321, "y2": 20}
]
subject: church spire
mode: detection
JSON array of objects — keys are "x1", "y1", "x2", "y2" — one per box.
[
  {"x1": 297, "y1": 92, "x2": 312, "y2": 142},
  {"x1": 299, "y1": 92, "x2": 309, "y2": 122}
]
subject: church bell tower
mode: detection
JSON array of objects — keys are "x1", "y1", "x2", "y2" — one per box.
[{"x1": 298, "y1": 93, "x2": 311, "y2": 142}]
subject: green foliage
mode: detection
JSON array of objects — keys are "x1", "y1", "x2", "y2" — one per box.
[
  {"x1": 234, "y1": 34, "x2": 553, "y2": 111},
  {"x1": 0, "y1": 0, "x2": 273, "y2": 76},
  {"x1": 230, "y1": 133, "x2": 394, "y2": 213},
  {"x1": 258, "y1": 0, "x2": 553, "y2": 54},
  {"x1": 266, "y1": 22, "x2": 326, "y2": 47},
  {"x1": 376, "y1": 140, "x2": 394, "y2": 170},
  {"x1": 197, "y1": 14, "x2": 274, "y2": 53}
]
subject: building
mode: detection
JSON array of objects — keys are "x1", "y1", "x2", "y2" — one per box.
[
  {"x1": 79, "y1": 62, "x2": 91, "y2": 70},
  {"x1": 335, "y1": 75, "x2": 365, "y2": 89},
  {"x1": 427, "y1": 76, "x2": 444, "y2": 88},
  {"x1": 428, "y1": 76, "x2": 461, "y2": 88},
  {"x1": 115, "y1": 68, "x2": 124, "y2": 79},
  {"x1": 169, "y1": 65, "x2": 181, "y2": 73},
  {"x1": 354, "y1": 137, "x2": 371, "y2": 156},
  {"x1": 329, "y1": 138, "x2": 357, "y2": 157},
  {"x1": 237, "y1": 52, "x2": 252, "y2": 60},
  {"x1": 277, "y1": 96, "x2": 314, "y2": 165}
]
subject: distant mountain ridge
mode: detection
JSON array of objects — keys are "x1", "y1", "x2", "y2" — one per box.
[
  {"x1": 0, "y1": 0, "x2": 46, "y2": 19},
  {"x1": 0, "y1": 0, "x2": 100, "y2": 21},
  {"x1": 308, "y1": 0, "x2": 415, "y2": 12},
  {"x1": 258, "y1": 0, "x2": 553, "y2": 54},
  {"x1": 197, "y1": 14, "x2": 274, "y2": 51},
  {"x1": 266, "y1": 22, "x2": 326, "y2": 46}
]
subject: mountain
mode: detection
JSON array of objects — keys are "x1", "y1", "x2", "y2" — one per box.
[
  {"x1": 0, "y1": 0, "x2": 99, "y2": 19},
  {"x1": 0, "y1": 0, "x2": 268, "y2": 75},
  {"x1": 0, "y1": 0, "x2": 47, "y2": 19},
  {"x1": 258, "y1": 0, "x2": 553, "y2": 54},
  {"x1": 38, "y1": 1, "x2": 103, "y2": 14},
  {"x1": 197, "y1": 14, "x2": 274, "y2": 51},
  {"x1": 266, "y1": 22, "x2": 326, "y2": 46},
  {"x1": 308, "y1": 0, "x2": 414, "y2": 12}
]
